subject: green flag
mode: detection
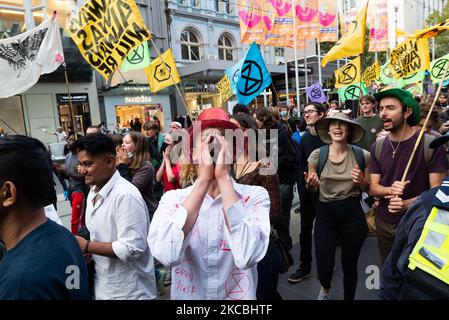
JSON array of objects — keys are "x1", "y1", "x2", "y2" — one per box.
[
  {"x1": 405, "y1": 82, "x2": 424, "y2": 96},
  {"x1": 338, "y1": 82, "x2": 368, "y2": 102},
  {"x1": 430, "y1": 53, "x2": 449, "y2": 83},
  {"x1": 380, "y1": 62, "x2": 394, "y2": 85},
  {"x1": 397, "y1": 71, "x2": 425, "y2": 88},
  {"x1": 121, "y1": 41, "x2": 151, "y2": 72}
]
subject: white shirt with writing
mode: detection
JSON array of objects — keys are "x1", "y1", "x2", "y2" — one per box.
[
  {"x1": 148, "y1": 180, "x2": 270, "y2": 300},
  {"x1": 86, "y1": 171, "x2": 157, "y2": 300}
]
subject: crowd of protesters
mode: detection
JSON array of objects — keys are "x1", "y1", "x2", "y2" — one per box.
[{"x1": 2, "y1": 89, "x2": 449, "y2": 300}]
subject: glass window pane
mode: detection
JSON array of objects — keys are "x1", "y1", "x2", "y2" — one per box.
[
  {"x1": 189, "y1": 31, "x2": 198, "y2": 43},
  {"x1": 224, "y1": 36, "x2": 232, "y2": 47},
  {"x1": 226, "y1": 49, "x2": 233, "y2": 61},
  {"x1": 191, "y1": 46, "x2": 200, "y2": 60},
  {"x1": 181, "y1": 30, "x2": 188, "y2": 42},
  {"x1": 218, "y1": 48, "x2": 224, "y2": 60},
  {"x1": 0, "y1": 8, "x2": 25, "y2": 37},
  {"x1": 181, "y1": 44, "x2": 190, "y2": 60},
  {"x1": 0, "y1": 96, "x2": 26, "y2": 135},
  {"x1": 218, "y1": 36, "x2": 223, "y2": 46}
]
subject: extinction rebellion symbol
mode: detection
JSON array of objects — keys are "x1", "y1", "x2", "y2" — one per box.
[
  {"x1": 310, "y1": 87, "x2": 322, "y2": 99},
  {"x1": 338, "y1": 63, "x2": 357, "y2": 85},
  {"x1": 432, "y1": 59, "x2": 449, "y2": 80},
  {"x1": 344, "y1": 85, "x2": 362, "y2": 100},
  {"x1": 126, "y1": 44, "x2": 145, "y2": 65},
  {"x1": 238, "y1": 60, "x2": 263, "y2": 96}
]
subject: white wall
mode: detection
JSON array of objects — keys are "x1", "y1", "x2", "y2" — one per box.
[{"x1": 21, "y1": 81, "x2": 100, "y2": 146}]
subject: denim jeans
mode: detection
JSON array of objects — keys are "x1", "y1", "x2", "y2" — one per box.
[{"x1": 275, "y1": 183, "x2": 294, "y2": 250}]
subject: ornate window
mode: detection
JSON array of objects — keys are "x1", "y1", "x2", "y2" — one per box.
[
  {"x1": 180, "y1": 28, "x2": 202, "y2": 61},
  {"x1": 218, "y1": 33, "x2": 235, "y2": 61}
]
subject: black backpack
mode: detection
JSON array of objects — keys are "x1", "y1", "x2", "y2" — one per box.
[{"x1": 317, "y1": 144, "x2": 366, "y2": 177}]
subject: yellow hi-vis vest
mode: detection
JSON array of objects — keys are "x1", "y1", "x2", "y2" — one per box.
[{"x1": 408, "y1": 206, "x2": 449, "y2": 284}]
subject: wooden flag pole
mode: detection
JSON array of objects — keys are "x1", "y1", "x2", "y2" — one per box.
[
  {"x1": 149, "y1": 38, "x2": 190, "y2": 116},
  {"x1": 63, "y1": 63, "x2": 77, "y2": 140},
  {"x1": 401, "y1": 61, "x2": 449, "y2": 182}
]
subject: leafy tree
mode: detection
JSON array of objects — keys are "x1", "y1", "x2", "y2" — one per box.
[{"x1": 425, "y1": 3, "x2": 449, "y2": 59}]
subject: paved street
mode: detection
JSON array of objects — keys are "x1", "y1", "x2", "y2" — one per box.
[{"x1": 55, "y1": 180, "x2": 381, "y2": 300}]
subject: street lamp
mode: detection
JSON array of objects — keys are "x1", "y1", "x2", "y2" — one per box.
[{"x1": 394, "y1": 3, "x2": 399, "y2": 46}]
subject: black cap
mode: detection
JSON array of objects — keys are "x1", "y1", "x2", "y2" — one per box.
[{"x1": 429, "y1": 133, "x2": 449, "y2": 149}]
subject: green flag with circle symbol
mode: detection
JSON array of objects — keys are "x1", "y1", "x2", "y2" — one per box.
[
  {"x1": 121, "y1": 41, "x2": 151, "y2": 72},
  {"x1": 430, "y1": 53, "x2": 449, "y2": 83},
  {"x1": 338, "y1": 82, "x2": 368, "y2": 102}
]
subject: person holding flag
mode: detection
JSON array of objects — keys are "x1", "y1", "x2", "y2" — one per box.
[{"x1": 369, "y1": 88, "x2": 449, "y2": 265}]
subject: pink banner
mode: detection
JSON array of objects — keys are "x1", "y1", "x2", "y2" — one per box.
[
  {"x1": 368, "y1": 0, "x2": 388, "y2": 52},
  {"x1": 318, "y1": 0, "x2": 337, "y2": 42},
  {"x1": 295, "y1": 0, "x2": 320, "y2": 39},
  {"x1": 238, "y1": 0, "x2": 264, "y2": 44},
  {"x1": 264, "y1": 0, "x2": 294, "y2": 47}
]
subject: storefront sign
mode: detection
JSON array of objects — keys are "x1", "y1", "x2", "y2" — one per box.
[
  {"x1": 123, "y1": 85, "x2": 151, "y2": 92},
  {"x1": 57, "y1": 94, "x2": 88, "y2": 103},
  {"x1": 124, "y1": 95, "x2": 152, "y2": 104}
]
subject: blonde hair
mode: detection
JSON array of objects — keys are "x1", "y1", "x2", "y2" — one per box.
[{"x1": 179, "y1": 153, "x2": 198, "y2": 188}]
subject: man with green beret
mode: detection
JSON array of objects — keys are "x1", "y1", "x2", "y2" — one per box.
[{"x1": 369, "y1": 88, "x2": 449, "y2": 265}]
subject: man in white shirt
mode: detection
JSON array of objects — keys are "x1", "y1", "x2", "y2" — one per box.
[
  {"x1": 74, "y1": 133, "x2": 157, "y2": 300},
  {"x1": 149, "y1": 108, "x2": 271, "y2": 300}
]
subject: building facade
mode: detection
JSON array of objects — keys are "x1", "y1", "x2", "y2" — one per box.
[
  {"x1": 166, "y1": 0, "x2": 284, "y2": 115},
  {"x1": 0, "y1": 0, "x2": 100, "y2": 145},
  {"x1": 97, "y1": 0, "x2": 173, "y2": 132}
]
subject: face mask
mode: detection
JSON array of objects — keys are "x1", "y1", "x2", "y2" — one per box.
[
  {"x1": 127, "y1": 152, "x2": 134, "y2": 158},
  {"x1": 280, "y1": 111, "x2": 288, "y2": 117}
]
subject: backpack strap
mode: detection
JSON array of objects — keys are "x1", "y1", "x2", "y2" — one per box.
[
  {"x1": 317, "y1": 145, "x2": 329, "y2": 177},
  {"x1": 423, "y1": 134, "x2": 436, "y2": 166},
  {"x1": 375, "y1": 136, "x2": 386, "y2": 163},
  {"x1": 351, "y1": 145, "x2": 366, "y2": 172}
]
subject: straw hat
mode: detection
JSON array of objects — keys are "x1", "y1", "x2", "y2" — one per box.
[{"x1": 315, "y1": 111, "x2": 365, "y2": 144}]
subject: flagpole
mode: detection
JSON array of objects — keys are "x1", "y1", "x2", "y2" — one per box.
[
  {"x1": 63, "y1": 63, "x2": 77, "y2": 139},
  {"x1": 304, "y1": 46, "x2": 309, "y2": 103},
  {"x1": 149, "y1": 38, "x2": 189, "y2": 116},
  {"x1": 317, "y1": 39, "x2": 322, "y2": 85},
  {"x1": 292, "y1": 0, "x2": 301, "y2": 115},
  {"x1": 262, "y1": 35, "x2": 268, "y2": 108},
  {"x1": 401, "y1": 57, "x2": 449, "y2": 183},
  {"x1": 336, "y1": 4, "x2": 340, "y2": 70},
  {"x1": 284, "y1": 47, "x2": 290, "y2": 106}
]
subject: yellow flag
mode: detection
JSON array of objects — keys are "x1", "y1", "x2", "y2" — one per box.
[
  {"x1": 362, "y1": 61, "x2": 380, "y2": 87},
  {"x1": 67, "y1": 0, "x2": 151, "y2": 80},
  {"x1": 321, "y1": 1, "x2": 368, "y2": 67},
  {"x1": 413, "y1": 18, "x2": 449, "y2": 39},
  {"x1": 334, "y1": 56, "x2": 361, "y2": 88},
  {"x1": 145, "y1": 49, "x2": 180, "y2": 93},
  {"x1": 216, "y1": 75, "x2": 233, "y2": 102},
  {"x1": 389, "y1": 38, "x2": 430, "y2": 79}
]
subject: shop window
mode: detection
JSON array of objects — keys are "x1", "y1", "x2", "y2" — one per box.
[
  {"x1": 0, "y1": 96, "x2": 26, "y2": 135},
  {"x1": 115, "y1": 104, "x2": 163, "y2": 133},
  {"x1": 180, "y1": 28, "x2": 202, "y2": 61},
  {"x1": 56, "y1": 94, "x2": 91, "y2": 135},
  {"x1": 218, "y1": 33, "x2": 235, "y2": 61}
]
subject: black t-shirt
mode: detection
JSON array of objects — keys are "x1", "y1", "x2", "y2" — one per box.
[
  {"x1": 0, "y1": 219, "x2": 89, "y2": 300},
  {"x1": 298, "y1": 131, "x2": 326, "y2": 193}
]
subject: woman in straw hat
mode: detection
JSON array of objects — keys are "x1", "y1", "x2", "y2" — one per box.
[
  {"x1": 148, "y1": 108, "x2": 271, "y2": 300},
  {"x1": 305, "y1": 111, "x2": 370, "y2": 300}
]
